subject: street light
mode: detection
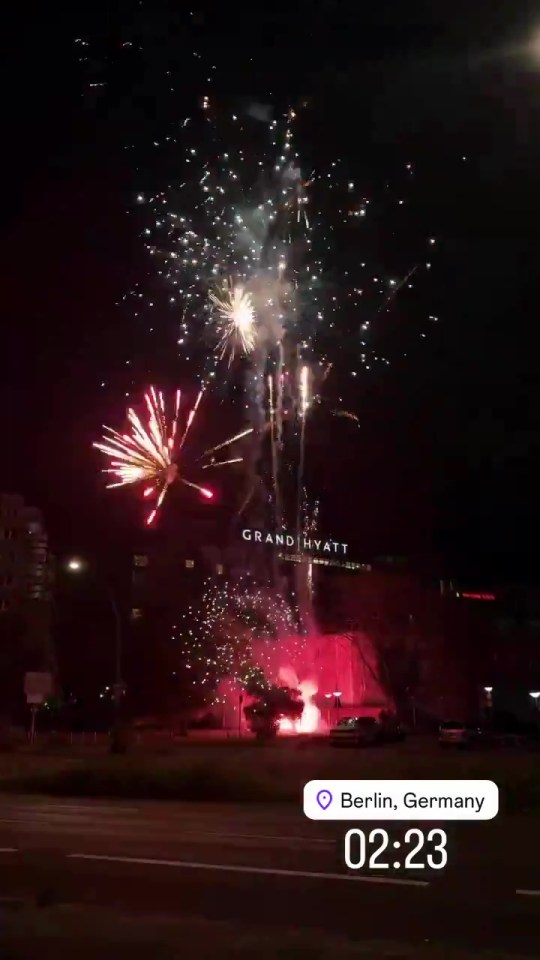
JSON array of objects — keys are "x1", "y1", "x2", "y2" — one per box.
[
  {"x1": 65, "y1": 557, "x2": 124, "y2": 752},
  {"x1": 529, "y1": 691, "x2": 540, "y2": 711}
]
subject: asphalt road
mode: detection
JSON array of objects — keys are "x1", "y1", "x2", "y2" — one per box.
[{"x1": 0, "y1": 796, "x2": 538, "y2": 954}]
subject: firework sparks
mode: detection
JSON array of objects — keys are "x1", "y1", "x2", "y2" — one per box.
[
  {"x1": 209, "y1": 281, "x2": 257, "y2": 364},
  {"x1": 94, "y1": 387, "x2": 248, "y2": 525},
  {"x1": 175, "y1": 575, "x2": 305, "y2": 700},
  {"x1": 87, "y1": 83, "x2": 438, "y2": 562}
]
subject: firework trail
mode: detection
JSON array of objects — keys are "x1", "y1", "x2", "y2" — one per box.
[
  {"x1": 267, "y1": 374, "x2": 282, "y2": 529},
  {"x1": 94, "y1": 387, "x2": 251, "y2": 525},
  {"x1": 296, "y1": 365, "x2": 310, "y2": 539},
  {"x1": 275, "y1": 340, "x2": 285, "y2": 453},
  {"x1": 201, "y1": 426, "x2": 253, "y2": 469},
  {"x1": 369, "y1": 264, "x2": 420, "y2": 324},
  {"x1": 296, "y1": 495, "x2": 320, "y2": 635}
]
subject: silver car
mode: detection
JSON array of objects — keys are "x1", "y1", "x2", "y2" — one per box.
[
  {"x1": 330, "y1": 715, "x2": 404, "y2": 747},
  {"x1": 438, "y1": 721, "x2": 482, "y2": 748}
]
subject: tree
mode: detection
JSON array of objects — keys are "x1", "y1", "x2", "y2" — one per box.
[
  {"x1": 244, "y1": 674, "x2": 304, "y2": 739},
  {"x1": 345, "y1": 614, "x2": 426, "y2": 723}
]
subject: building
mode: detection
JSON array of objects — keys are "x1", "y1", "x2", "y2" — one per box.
[
  {"x1": 0, "y1": 494, "x2": 56, "y2": 720},
  {"x1": 447, "y1": 582, "x2": 540, "y2": 722},
  {"x1": 318, "y1": 563, "x2": 540, "y2": 724},
  {"x1": 127, "y1": 522, "x2": 540, "y2": 726},
  {"x1": 128, "y1": 523, "x2": 229, "y2": 717},
  {"x1": 128, "y1": 527, "x2": 383, "y2": 722}
]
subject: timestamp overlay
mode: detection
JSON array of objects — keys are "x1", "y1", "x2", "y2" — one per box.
[{"x1": 303, "y1": 779, "x2": 499, "y2": 877}]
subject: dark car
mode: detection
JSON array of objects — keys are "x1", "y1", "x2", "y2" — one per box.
[{"x1": 330, "y1": 714, "x2": 405, "y2": 747}]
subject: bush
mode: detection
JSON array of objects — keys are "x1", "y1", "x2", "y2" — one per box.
[
  {"x1": 5, "y1": 760, "x2": 292, "y2": 803},
  {"x1": 244, "y1": 683, "x2": 304, "y2": 739}
]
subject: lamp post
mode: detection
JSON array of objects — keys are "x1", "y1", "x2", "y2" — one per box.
[
  {"x1": 482, "y1": 686, "x2": 493, "y2": 720},
  {"x1": 324, "y1": 692, "x2": 332, "y2": 727},
  {"x1": 529, "y1": 691, "x2": 540, "y2": 712},
  {"x1": 332, "y1": 690, "x2": 342, "y2": 725},
  {"x1": 238, "y1": 693, "x2": 243, "y2": 738},
  {"x1": 66, "y1": 558, "x2": 124, "y2": 753}
]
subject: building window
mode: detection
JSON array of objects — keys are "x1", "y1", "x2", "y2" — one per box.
[
  {"x1": 133, "y1": 555, "x2": 148, "y2": 567},
  {"x1": 216, "y1": 564, "x2": 224, "y2": 575},
  {"x1": 185, "y1": 559, "x2": 195, "y2": 569},
  {"x1": 131, "y1": 608, "x2": 142, "y2": 620}
]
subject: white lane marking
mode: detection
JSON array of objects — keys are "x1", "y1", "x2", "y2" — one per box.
[
  {"x1": 0, "y1": 818, "x2": 331, "y2": 846},
  {"x1": 0, "y1": 819, "x2": 31, "y2": 825},
  {"x1": 1, "y1": 804, "x2": 138, "y2": 814},
  {"x1": 67, "y1": 853, "x2": 429, "y2": 887},
  {"x1": 206, "y1": 832, "x2": 333, "y2": 844},
  {"x1": 516, "y1": 889, "x2": 540, "y2": 897},
  {"x1": 0, "y1": 848, "x2": 17, "y2": 853},
  {"x1": 0, "y1": 817, "x2": 128, "y2": 828}
]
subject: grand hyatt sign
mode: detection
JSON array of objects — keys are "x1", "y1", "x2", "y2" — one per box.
[{"x1": 242, "y1": 529, "x2": 348, "y2": 555}]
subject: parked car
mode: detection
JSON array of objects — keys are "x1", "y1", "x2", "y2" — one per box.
[
  {"x1": 330, "y1": 714, "x2": 405, "y2": 747},
  {"x1": 438, "y1": 720, "x2": 483, "y2": 748}
]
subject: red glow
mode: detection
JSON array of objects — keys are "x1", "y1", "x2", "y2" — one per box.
[
  {"x1": 461, "y1": 592, "x2": 496, "y2": 601},
  {"x1": 215, "y1": 633, "x2": 391, "y2": 734},
  {"x1": 200, "y1": 487, "x2": 214, "y2": 500},
  {"x1": 277, "y1": 672, "x2": 321, "y2": 735}
]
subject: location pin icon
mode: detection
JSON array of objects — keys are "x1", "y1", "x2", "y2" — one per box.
[{"x1": 316, "y1": 789, "x2": 333, "y2": 811}]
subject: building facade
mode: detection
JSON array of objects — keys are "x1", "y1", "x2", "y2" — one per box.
[
  {"x1": 127, "y1": 525, "x2": 540, "y2": 727},
  {"x1": 128, "y1": 527, "x2": 228, "y2": 717},
  {"x1": 128, "y1": 532, "x2": 382, "y2": 722},
  {"x1": 0, "y1": 493, "x2": 56, "y2": 720}
]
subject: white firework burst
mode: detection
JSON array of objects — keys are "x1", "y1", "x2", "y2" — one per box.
[{"x1": 209, "y1": 281, "x2": 257, "y2": 364}]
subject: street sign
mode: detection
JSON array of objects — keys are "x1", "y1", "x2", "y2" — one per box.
[{"x1": 24, "y1": 672, "x2": 53, "y2": 705}]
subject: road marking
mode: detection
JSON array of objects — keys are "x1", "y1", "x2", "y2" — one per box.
[
  {"x1": 8, "y1": 804, "x2": 138, "y2": 814},
  {"x1": 203, "y1": 832, "x2": 333, "y2": 845},
  {"x1": 67, "y1": 853, "x2": 429, "y2": 887},
  {"x1": 0, "y1": 817, "x2": 331, "y2": 847},
  {"x1": 517, "y1": 889, "x2": 540, "y2": 897}
]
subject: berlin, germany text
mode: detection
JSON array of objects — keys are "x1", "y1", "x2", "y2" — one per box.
[{"x1": 241, "y1": 529, "x2": 348, "y2": 555}]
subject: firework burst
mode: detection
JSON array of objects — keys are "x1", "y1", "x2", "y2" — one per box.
[
  {"x1": 174, "y1": 575, "x2": 305, "y2": 700},
  {"x1": 209, "y1": 280, "x2": 257, "y2": 364},
  {"x1": 94, "y1": 387, "x2": 250, "y2": 525}
]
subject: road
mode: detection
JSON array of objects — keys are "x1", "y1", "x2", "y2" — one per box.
[{"x1": 0, "y1": 796, "x2": 538, "y2": 953}]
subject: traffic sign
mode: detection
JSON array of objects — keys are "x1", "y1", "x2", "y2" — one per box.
[{"x1": 24, "y1": 672, "x2": 53, "y2": 705}]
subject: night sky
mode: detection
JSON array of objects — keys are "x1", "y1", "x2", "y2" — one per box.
[{"x1": 3, "y1": 2, "x2": 540, "y2": 582}]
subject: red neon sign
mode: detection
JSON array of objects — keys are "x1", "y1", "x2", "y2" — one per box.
[{"x1": 460, "y1": 592, "x2": 496, "y2": 601}]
